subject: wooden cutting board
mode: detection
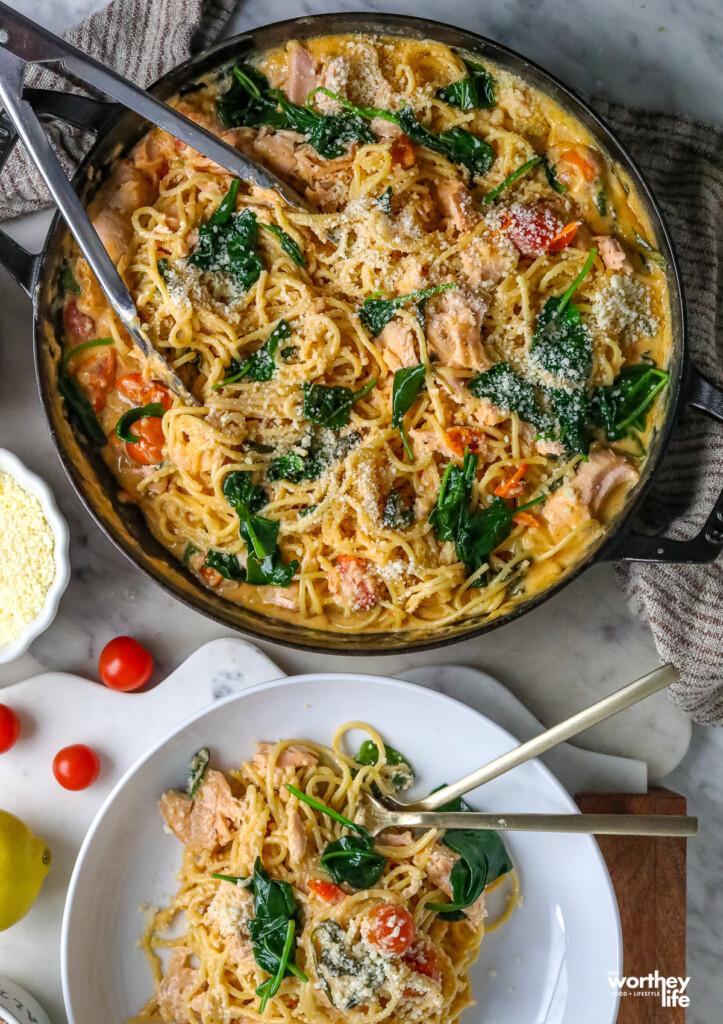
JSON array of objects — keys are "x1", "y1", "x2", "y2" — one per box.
[{"x1": 575, "y1": 788, "x2": 687, "y2": 1023}]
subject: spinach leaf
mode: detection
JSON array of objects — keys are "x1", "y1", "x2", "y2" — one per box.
[
  {"x1": 60, "y1": 261, "x2": 81, "y2": 294},
  {"x1": 397, "y1": 106, "x2": 495, "y2": 177},
  {"x1": 245, "y1": 547, "x2": 299, "y2": 587},
  {"x1": 321, "y1": 835, "x2": 387, "y2": 889},
  {"x1": 115, "y1": 402, "x2": 165, "y2": 444},
  {"x1": 189, "y1": 181, "x2": 264, "y2": 291},
  {"x1": 182, "y1": 541, "x2": 198, "y2": 565},
  {"x1": 360, "y1": 282, "x2": 456, "y2": 337},
  {"x1": 302, "y1": 380, "x2": 376, "y2": 429},
  {"x1": 429, "y1": 448, "x2": 477, "y2": 543},
  {"x1": 244, "y1": 439, "x2": 275, "y2": 454},
  {"x1": 157, "y1": 257, "x2": 169, "y2": 282},
  {"x1": 382, "y1": 489, "x2": 414, "y2": 529},
  {"x1": 589, "y1": 362, "x2": 669, "y2": 441},
  {"x1": 267, "y1": 431, "x2": 361, "y2": 484},
  {"x1": 217, "y1": 63, "x2": 288, "y2": 130},
  {"x1": 286, "y1": 784, "x2": 386, "y2": 890},
  {"x1": 468, "y1": 361, "x2": 550, "y2": 430},
  {"x1": 633, "y1": 230, "x2": 666, "y2": 269},
  {"x1": 214, "y1": 320, "x2": 292, "y2": 389},
  {"x1": 59, "y1": 335, "x2": 114, "y2": 446},
  {"x1": 187, "y1": 747, "x2": 210, "y2": 798},
  {"x1": 58, "y1": 373, "x2": 109, "y2": 447},
  {"x1": 375, "y1": 186, "x2": 393, "y2": 214},
  {"x1": 217, "y1": 65, "x2": 374, "y2": 159},
  {"x1": 212, "y1": 857, "x2": 307, "y2": 1011},
  {"x1": 355, "y1": 739, "x2": 413, "y2": 791},
  {"x1": 459, "y1": 493, "x2": 544, "y2": 574},
  {"x1": 308, "y1": 87, "x2": 495, "y2": 178},
  {"x1": 540, "y1": 156, "x2": 568, "y2": 194},
  {"x1": 436, "y1": 58, "x2": 496, "y2": 110},
  {"x1": 392, "y1": 363, "x2": 427, "y2": 459},
  {"x1": 281, "y1": 98, "x2": 376, "y2": 158},
  {"x1": 594, "y1": 186, "x2": 607, "y2": 216},
  {"x1": 547, "y1": 387, "x2": 590, "y2": 457},
  {"x1": 426, "y1": 793, "x2": 512, "y2": 919},
  {"x1": 355, "y1": 739, "x2": 408, "y2": 767},
  {"x1": 205, "y1": 550, "x2": 246, "y2": 581},
  {"x1": 530, "y1": 248, "x2": 597, "y2": 384},
  {"x1": 482, "y1": 155, "x2": 541, "y2": 204},
  {"x1": 430, "y1": 450, "x2": 544, "y2": 574},
  {"x1": 299, "y1": 504, "x2": 317, "y2": 517},
  {"x1": 222, "y1": 470, "x2": 298, "y2": 587},
  {"x1": 263, "y1": 223, "x2": 306, "y2": 266}
]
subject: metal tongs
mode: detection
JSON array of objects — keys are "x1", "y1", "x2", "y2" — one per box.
[
  {"x1": 0, "y1": 2, "x2": 310, "y2": 404},
  {"x1": 354, "y1": 664, "x2": 699, "y2": 838}
]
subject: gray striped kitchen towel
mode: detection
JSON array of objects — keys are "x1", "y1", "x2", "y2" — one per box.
[
  {"x1": 0, "y1": 4, "x2": 721, "y2": 720},
  {"x1": 0, "y1": 0, "x2": 236, "y2": 219},
  {"x1": 595, "y1": 100, "x2": 723, "y2": 725}
]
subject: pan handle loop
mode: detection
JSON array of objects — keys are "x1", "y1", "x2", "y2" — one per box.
[
  {"x1": 0, "y1": 88, "x2": 116, "y2": 295},
  {"x1": 603, "y1": 362, "x2": 723, "y2": 564}
]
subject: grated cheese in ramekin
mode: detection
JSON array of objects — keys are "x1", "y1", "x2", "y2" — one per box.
[{"x1": 0, "y1": 470, "x2": 56, "y2": 645}]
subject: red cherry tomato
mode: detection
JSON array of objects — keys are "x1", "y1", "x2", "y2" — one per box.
[
  {"x1": 99, "y1": 636, "x2": 154, "y2": 691},
  {"x1": 53, "y1": 744, "x2": 100, "y2": 790},
  {"x1": 74, "y1": 347, "x2": 117, "y2": 412},
  {"x1": 505, "y1": 203, "x2": 562, "y2": 257},
  {"x1": 0, "y1": 704, "x2": 20, "y2": 753},
  {"x1": 308, "y1": 878, "x2": 347, "y2": 904},
  {"x1": 115, "y1": 372, "x2": 172, "y2": 411},
  {"x1": 63, "y1": 298, "x2": 96, "y2": 340},
  {"x1": 363, "y1": 904, "x2": 415, "y2": 955},
  {"x1": 403, "y1": 946, "x2": 442, "y2": 982},
  {"x1": 125, "y1": 416, "x2": 166, "y2": 465}
]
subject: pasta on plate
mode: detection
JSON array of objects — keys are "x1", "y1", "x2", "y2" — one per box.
[
  {"x1": 55, "y1": 33, "x2": 671, "y2": 633},
  {"x1": 132, "y1": 724, "x2": 518, "y2": 1024}
]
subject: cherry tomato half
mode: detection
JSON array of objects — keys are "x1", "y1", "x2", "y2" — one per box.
[
  {"x1": 0, "y1": 704, "x2": 20, "y2": 753},
  {"x1": 53, "y1": 744, "x2": 100, "y2": 790},
  {"x1": 125, "y1": 415, "x2": 166, "y2": 465},
  {"x1": 115, "y1": 373, "x2": 172, "y2": 411},
  {"x1": 99, "y1": 636, "x2": 154, "y2": 692},
  {"x1": 505, "y1": 203, "x2": 562, "y2": 257},
  {"x1": 63, "y1": 298, "x2": 96, "y2": 340},
  {"x1": 403, "y1": 946, "x2": 442, "y2": 982},
  {"x1": 362, "y1": 904, "x2": 415, "y2": 955},
  {"x1": 308, "y1": 878, "x2": 347, "y2": 904}
]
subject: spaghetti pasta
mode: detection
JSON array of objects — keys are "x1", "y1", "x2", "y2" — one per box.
[
  {"x1": 131, "y1": 723, "x2": 518, "y2": 1024},
  {"x1": 57, "y1": 33, "x2": 671, "y2": 634}
]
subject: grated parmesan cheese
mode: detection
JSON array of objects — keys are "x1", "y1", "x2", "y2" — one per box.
[{"x1": 0, "y1": 471, "x2": 56, "y2": 645}]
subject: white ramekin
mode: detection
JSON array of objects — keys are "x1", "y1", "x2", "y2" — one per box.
[{"x1": 0, "y1": 449, "x2": 70, "y2": 665}]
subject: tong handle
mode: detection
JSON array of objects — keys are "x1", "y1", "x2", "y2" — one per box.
[{"x1": 0, "y1": 0, "x2": 311, "y2": 210}]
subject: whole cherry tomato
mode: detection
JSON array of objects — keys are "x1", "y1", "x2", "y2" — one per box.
[
  {"x1": 362, "y1": 904, "x2": 415, "y2": 955},
  {"x1": 0, "y1": 704, "x2": 20, "y2": 753},
  {"x1": 53, "y1": 744, "x2": 100, "y2": 790},
  {"x1": 99, "y1": 636, "x2": 154, "y2": 692},
  {"x1": 125, "y1": 416, "x2": 166, "y2": 465}
]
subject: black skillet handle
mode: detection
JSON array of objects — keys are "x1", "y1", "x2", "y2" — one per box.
[
  {"x1": 604, "y1": 363, "x2": 723, "y2": 564},
  {"x1": 0, "y1": 88, "x2": 115, "y2": 296}
]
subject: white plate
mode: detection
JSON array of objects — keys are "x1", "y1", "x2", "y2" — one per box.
[{"x1": 61, "y1": 674, "x2": 621, "y2": 1024}]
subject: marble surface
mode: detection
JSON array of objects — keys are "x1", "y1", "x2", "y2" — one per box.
[{"x1": 0, "y1": 0, "x2": 721, "y2": 1020}]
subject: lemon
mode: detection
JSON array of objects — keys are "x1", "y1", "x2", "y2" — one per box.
[{"x1": 0, "y1": 810, "x2": 51, "y2": 930}]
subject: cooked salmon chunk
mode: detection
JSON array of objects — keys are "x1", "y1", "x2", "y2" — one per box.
[{"x1": 159, "y1": 769, "x2": 243, "y2": 853}]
